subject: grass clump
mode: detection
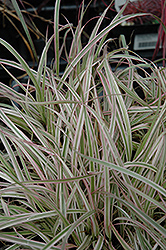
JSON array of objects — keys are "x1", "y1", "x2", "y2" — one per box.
[{"x1": 0, "y1": 0, "x2": 165, "y2": 249}]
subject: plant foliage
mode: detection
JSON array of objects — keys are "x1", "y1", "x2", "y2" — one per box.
[{"x1": 0, "y1": 0, "x2": 165, "y2": 249}]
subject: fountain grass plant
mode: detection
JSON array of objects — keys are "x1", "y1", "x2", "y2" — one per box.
[{"x1": 0, "y1": 0, "x2": 165, "y2": 249}]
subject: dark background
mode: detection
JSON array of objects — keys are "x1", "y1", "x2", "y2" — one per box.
[{"x1": 0, "y1": 0, "x2": 161, "y2": 83}]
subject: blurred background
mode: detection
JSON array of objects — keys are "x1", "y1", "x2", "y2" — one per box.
[{"x1": 0, "y1": 0, "x2": 164, "y2": 84}]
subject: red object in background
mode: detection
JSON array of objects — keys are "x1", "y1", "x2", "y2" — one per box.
[{"x1": 123, "y1": 0, "x2": 161, "y2": 24}]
